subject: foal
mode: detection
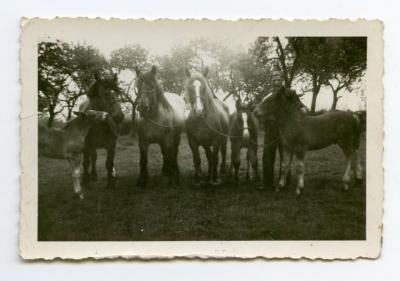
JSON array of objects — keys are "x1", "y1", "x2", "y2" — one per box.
[
  {"x1": 254, "y1": 86, "x2": 362, "y2": 195},
  {"x1": 39, "y1": 110, "x2": 108, "y2": 199},
  {"x1": 229, "y1": 99, "x2": 261, "y2": 188}
]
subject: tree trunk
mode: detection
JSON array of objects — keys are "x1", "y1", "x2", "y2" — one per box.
[
  {"x1": 67, "y1": 107, "x2": 73, "y2": 120},
  {"x1": 331, "y1": 90, "x2": 339, "y2": 110},
  {"x1": 47, "y1": 111, "x2": 55, "y2": 128},
  {"x1": 310, "y1": 91, "x2": 318, "y2": 113}
]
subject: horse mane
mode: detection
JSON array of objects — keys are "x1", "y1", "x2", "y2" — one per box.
[{"x1": 154, "y1": 80, "x2": 173, "y2": 113}]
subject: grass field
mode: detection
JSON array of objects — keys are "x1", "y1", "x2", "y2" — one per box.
[{"x1": 38, "y1": 132, "x2": 366, "y2": 241}]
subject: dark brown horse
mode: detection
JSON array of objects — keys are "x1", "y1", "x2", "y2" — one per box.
[
  {"x1": 229, "y1": 99, "x2": 262, "y2": 188},
  {"x1": 134, "y1": 65, "x2": 186, "y2": 187},
  {"x1": 254, "y1": 86, "x2": 362, "y2": 195},
  {"x1": 82, "y1": 73, "x2": 124, "y2": 189},
  {"x1": 39, "y1": 110, "x2": 108, "y2": 199},
  {"x1": 184, "y1": 68, "x2": 230, "y2": 186}
]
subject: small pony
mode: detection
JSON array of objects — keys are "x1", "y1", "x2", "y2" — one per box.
[
  {"x1": 254, "y1": 86, "x2": 362, "y2": 195},
  {"x1": 39, "y1": 110, "x2": 108, "y2": 199},
  {"x1": 229, "y1": 99, "x2": 262, "y2": 188}
]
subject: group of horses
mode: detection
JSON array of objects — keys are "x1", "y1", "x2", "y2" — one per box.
[{"x1": 39, "y1": 65, "x2": 363, "y2": 199}]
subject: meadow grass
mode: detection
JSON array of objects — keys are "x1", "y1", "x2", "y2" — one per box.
[{"x1": 38, "y1": 133, "x2": 366, "y2": 241}]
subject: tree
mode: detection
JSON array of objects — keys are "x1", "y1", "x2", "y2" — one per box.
[
  {"x1": 156, "y1": 45, "x2": 195, "y2": 94},
  {"x1": 326, "y1": 37, "x2": 367, "y2": 109},
  {"x1": 38, "y1": 41, "x2": 73, "y2": 127},
  {"x1": 62, "y1": 44, "x2": 109, "y2": 120},
  {"x1": 294, "y1": 38, "x2": 334, "y2": 112},
  {"x1": 110, "y1": 44, "x2": 150, "y2": 128},
  {"x1": 110, "y1": 44, "x2": 149, "y2": 73}
]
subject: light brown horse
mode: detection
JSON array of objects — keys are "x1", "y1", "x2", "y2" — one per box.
[
  {"x1": 229, "y1": 99, "x2": 262, "y2": 188},
  {"x1": 134, "y1": 65, "x2": 186, "y2": 187},
  {"x1": 39, "y1": 110, "x2": 108, "y2": 199},
  {"x1": 184, "y1": 68, "x2": 230, "y2": 186},
  {"x1": 254, "y1": 86, "x2": 362, "y2": 195}
]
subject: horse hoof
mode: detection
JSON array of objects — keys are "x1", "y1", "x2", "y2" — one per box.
[
  {"x1": 210, "y1": 178, "x2": 222, "y2": 186},
  {"x1": 275, "y1": 187, "x2": 280, "y2": 193},
  {"x1": 74, "y1": 193, "x2": 84, "y2": 200},
  {"x1": 255, "y1": 183, "x2": 264, "y2": 190},
  {"x1": 90, "y1": 174, "x2": 98, "y2": 181},
  {"x1": 192, "y1": 179, "x2": 203, "y2": 187},
  {"x1": 295, "y1": 189, "x2": 301, "y2": 196}
]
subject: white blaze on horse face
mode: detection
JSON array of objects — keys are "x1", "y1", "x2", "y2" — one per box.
[
  {"x1": 241, "y1": 112, "x2": 250, "y2": 141},
  {"x1": 193, "y1": 80, "x2": 203, "y2": 114}
]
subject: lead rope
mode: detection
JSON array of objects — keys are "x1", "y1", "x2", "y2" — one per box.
[{"x1": 199, "y1": 115, "x2": 279, "y2": 148}]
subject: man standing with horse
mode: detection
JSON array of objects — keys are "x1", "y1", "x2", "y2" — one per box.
[{"x1": 261, "y1": 65, "x2": 285, "y2": 190}]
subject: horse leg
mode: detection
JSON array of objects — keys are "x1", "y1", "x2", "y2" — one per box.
[
  {"x1": 220, "y1": 138, "x2": 227, "y2": 176},
  {"x1": 68, "y1": 155, "x2": 84, "y2": 200},
  {"x1": 170, "y1": 133, "x2": 181, "y2": 185},
  {"x1": 354, "y1": 152, "x2": 363, "y2": 182},
  {"x1": 160, "y1": 142, "x2": 169, "y2": 177},
  {"x1": 277, "y1": 148, "x2": 291, "y2": 192},
  {"x1": 249, "y1": 145, "x2": 262, "y2": 190},
  {"x1": 90, "y1": 149, "x2": 98, "y2": 181},
  {"x1": 105, "y1": 142, "x2": 117, "y2": 189},
  {"x1": 294, "y1": 150, "x2": 306, "y2": 195},
  {"x1": 343, "y1": 156, "x2": 352, "y2": 191},
  {"x1": 82, "y1": 145, "x2": 91, "y2": 185},
  {"x1": 231, "y1": 144, "x2": 241, "y2": 186},
  {"x1": 210, "y1": 142, "x2": 221, "y2": 185},
  {"x1": 164, "y1": 135, "x2": 180, "y2": 186},
  {"x1": 246, "y1": 149, "x2": 250, "y2": 181},
  {"x1": 339, "y1": 141, "x2": 354, "y2": 191},
  {"x1": 203, "y1": 145, "x2": 212, "y2": 181},
  {"x1": 188, "y1": 136, "x2": 202, "y2": 186},
  {"x1": 136, "y1": 139, "x2": 149, "y2": 187}
]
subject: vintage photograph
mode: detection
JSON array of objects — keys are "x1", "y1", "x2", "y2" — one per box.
[{"x1": 20, "y1": 19, "x2": 383, "y2": 259}]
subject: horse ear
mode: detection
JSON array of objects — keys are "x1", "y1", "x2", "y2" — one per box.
[
  {"x1": 185, "y1": 67, "x2": 191, "y2": 78},
  {"x1": 94, "y1": 72, "x2": 100, "y2": 81},
  {"x1": 134, "y1": 66, "x2": 141, "y2": 77},
  {"x1": 150, "y1": 65, "x2": 157, "y2": 77},
  {"x1": 113, "y1": 73, "x2": 118, "y2": 82},
  {"x1": 203, "y1": 66, "x2": 209, "y2": 78}
]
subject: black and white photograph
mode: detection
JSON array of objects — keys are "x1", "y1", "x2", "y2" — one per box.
[{"x1": 20, "y1": 18, "x2": 383, "y2": 259}]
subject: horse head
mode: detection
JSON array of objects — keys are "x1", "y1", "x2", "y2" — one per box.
[
  {"x1": 135, "y1": 65, "x2": 163, "y2": 117},
  {"x1": 235, "y1": 98, "x2": 256, "y2": 141},
  {"x1": 184, "y1": 67, "x2": 212, "y2": 117},
  {"x1": 86, "y1": 72, "x2": 124, "y2": 124},
  {"x1": 253, "y1": 86, "x2": 308, "y2": 119}
]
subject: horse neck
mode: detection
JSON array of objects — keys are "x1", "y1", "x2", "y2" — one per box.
[
  {"x1": 274, "y1": 105, "x2": 305, "y2": 132},
  {"x1": 149, "y1": 86, "x2": 172, "y2": 120}
]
